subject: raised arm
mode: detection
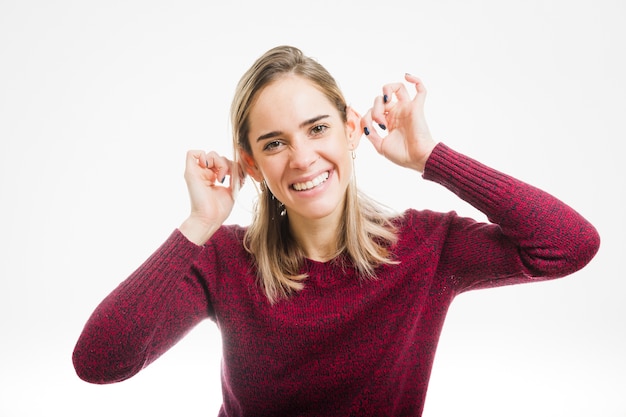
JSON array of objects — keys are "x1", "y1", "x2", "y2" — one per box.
[
  {"x1": 73, "y1": 150, "x2": 239, "y2": 383},
  {"x1": 361, "y1": 75, "x2": 600, "y2": 288},
  {"x1": 72, "y1": 232, "x2": 208, "y2": 383},
  {"x1": 423, "y1": 142, "x2": 600, "y2": 290}
]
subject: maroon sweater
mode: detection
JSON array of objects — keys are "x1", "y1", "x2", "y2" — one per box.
[{"x1": 73, "y1": 143, "x2": 600, "y2": 416}]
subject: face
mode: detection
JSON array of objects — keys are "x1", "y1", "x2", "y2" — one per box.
[{"x1": 243, "y1": 75, "x2": 360, "y2": 226}]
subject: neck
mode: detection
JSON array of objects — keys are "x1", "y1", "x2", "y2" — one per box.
[{"x1": 288, "y1": 211, "x2": 342, "y2": 263}]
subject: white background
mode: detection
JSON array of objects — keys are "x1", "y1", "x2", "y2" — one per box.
[{"x1": 1, "y1": 0, "x2": 624, "y2": 415}]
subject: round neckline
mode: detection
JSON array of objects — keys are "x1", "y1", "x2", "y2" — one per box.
[{"x1": 303, "y1": 255, "x2": 357, "y2": 287}]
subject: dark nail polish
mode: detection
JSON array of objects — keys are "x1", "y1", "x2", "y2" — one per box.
[
  {"x1": 220, "y1": 176, "x2": 226, "y2": 184},
  {"x1": 383, "y1": 94, "x2": 389, "y2": 104},
  {"x1": 378, "y1": 124, "x2": 386, "y2": 130},
  {"x1": 364, "y1": 127, "x2": 370, "y2": 136}
]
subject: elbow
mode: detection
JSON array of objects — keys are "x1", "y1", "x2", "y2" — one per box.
[
  {"x1": 559, "y1": 221, "x2": 601, "y2": 276},
  {"x1": 570, "y1": 222, "x2": 601, "y2": 272},
  {"x1": 72, "y1": 356, "x2": 110, "y2": 384},
  {"x1": 527, "y1": 222, "x2": 601, "y2": 279}
]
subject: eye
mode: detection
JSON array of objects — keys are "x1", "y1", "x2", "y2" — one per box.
[
  {"x1": 263, "y1": 140, "x2": 283, "y2": 152},
  {"x1": 310, "y1": 124, "x2": 328, "y2": 136}
]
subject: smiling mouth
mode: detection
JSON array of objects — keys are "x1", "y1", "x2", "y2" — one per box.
[{"x1": 292, "y1": 171, "x2": 330, "y2": 191}]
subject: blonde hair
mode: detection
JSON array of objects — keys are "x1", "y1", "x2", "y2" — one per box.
[{"x1": 230, "y1": 45, "x2": 398, "y2": 303}]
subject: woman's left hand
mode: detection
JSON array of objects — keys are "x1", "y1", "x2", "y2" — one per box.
[{"x1": 361, "y1": 74, "x2": 437, "y2": 173}]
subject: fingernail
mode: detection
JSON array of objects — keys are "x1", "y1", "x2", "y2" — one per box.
[
  {"x1": 364, "y1": 127, "x2": 370, "y2": 136},
  {"x1": 378, "y1": 124, "x2": 386, "y2": 130},
  {"x1": 383, "y1": 94, "x2": 389, "y2": 104}
]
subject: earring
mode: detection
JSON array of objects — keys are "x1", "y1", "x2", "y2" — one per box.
[{"x1": 351, "y1": 150, "x2": 356, "y2": 160}]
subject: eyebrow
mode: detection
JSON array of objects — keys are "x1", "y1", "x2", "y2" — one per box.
[{"x1": 256, "y1": 114, "x2": 330, "y2": 142}]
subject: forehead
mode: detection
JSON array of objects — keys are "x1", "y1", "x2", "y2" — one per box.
[{"x1": 249, "y1": 75, "x2": 337, "y2": 129}]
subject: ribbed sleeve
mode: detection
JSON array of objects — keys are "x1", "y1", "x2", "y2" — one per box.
[
  {"x1": 423, "y1": 143, "x2": 600, "y2": 286},
  {"x1": 73, "y1": 230, "x2": 208, "y2": 383}
]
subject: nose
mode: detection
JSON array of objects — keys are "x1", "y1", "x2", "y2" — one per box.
[{"x1": 288, "y1": 141, "x2": 318, "y2": 170}]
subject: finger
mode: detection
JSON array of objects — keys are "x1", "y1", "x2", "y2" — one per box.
[
  {"x1": 185, "y1": 150, "x2": 226, "y2": 184},
  {"x1": 185, "y1": 150, "x2": 213, "y2": 185},
  {"x1": 205, "y1": 151, "x2": 233, "y2": 184},
  {"x1": 361, "y1": 109, "x2": 386, "y2": 155},
  {"x1": 404, "y1": 73, "x2": 427, "y2": 104},
  {"x1": 382, "y1": 82, "x2": 411, "y2": 104},
  {"x1": 220, "y1": 158, "x2": 239, "y2": 188},
  {"x1": 369, "y1": 95, "x2": 388, "y2": 130},
  {"x1": 186, "y1": 150, "x2": 209, "y2": 172},
  {"x1": 360, "y1": 108, "x2": 373, "y2": 135}
]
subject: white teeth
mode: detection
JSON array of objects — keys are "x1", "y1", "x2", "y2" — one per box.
[{"x1": 293, "y1": 171, "x2": 329, "y2": 191}]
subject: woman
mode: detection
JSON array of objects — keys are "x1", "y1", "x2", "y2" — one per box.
[{"x1": 73, "y1": 45, "x2": 600, "y2": 416}]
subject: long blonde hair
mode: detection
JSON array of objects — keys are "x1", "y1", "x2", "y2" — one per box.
[{"x1": 230, "y1": 46, "x2": 398, "y2": 303}]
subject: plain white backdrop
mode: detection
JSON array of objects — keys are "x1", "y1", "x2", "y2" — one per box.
[{"x1": 1, "y1": 0, "x2": 624, "y2": 415}]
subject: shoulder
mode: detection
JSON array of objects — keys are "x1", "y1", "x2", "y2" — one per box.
[
  {"x1": 393, "y1": 208, "x2": 458, "y2": 236},
  {"x1": 200, "y1": 223, "x2": 250, "y2": 267},
  {"x1": 391, "y1": 208, "x2": 472, "y2": 260},
  {"x1": 195, "y1": 223, "x2": 256, "y2": 293},
  {"x1": 208, "y1": 223, "x2": 247, "y2": 245}
]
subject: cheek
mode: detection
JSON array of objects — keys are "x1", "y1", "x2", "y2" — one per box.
[
  {"x1": 342, "y1": 157, "x2": 354, "y2": 179},
  {"x1": 332, "y1": 157, "x2": 353, "y2": 188},
  {"x1": 337, "y1": 147, "x2": 353, "y2": 170},
  {"x1": 258, "y1": 158, "x2": 286, "y2": 184}
]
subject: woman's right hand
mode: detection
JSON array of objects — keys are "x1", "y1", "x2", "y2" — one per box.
[{"x1": 178, "y1": 150, "x2": 240, "y2": 245}]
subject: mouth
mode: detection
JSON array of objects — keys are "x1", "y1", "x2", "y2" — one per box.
[{"x1": 291, "y1": 171, "x2": 330, "y2": 191}]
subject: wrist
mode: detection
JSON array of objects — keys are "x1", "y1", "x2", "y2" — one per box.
[
  {"x1": 179, "y1": 216, "x2": 221, "y2": 246},
  {"x1": 411, "y1": 141, "x2": 437, "y2": 173}
]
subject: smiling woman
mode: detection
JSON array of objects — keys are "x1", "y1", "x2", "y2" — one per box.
[
  {"x1": 244, "y1": 76, "x2": 386, "y2": 260},
  {"x1": 72, "y1": 45, "x2": 600, "y2": 417},
  {"x1": 234, "y1": 48, "x2": 401, "y2": 302}
]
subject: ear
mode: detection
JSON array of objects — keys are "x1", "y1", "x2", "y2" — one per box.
[
  {"x1": 239, "y1": 148, "x2": 264, "y2": 182},
  {"x1": 345, "y1": 106, "x2": 362, "y2": 151}
]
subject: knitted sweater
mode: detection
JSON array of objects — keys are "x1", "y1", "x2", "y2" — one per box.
[{"x1": 73, "y1": 143, "x2": 600, "y2": 416}]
